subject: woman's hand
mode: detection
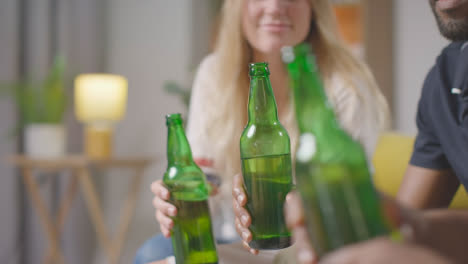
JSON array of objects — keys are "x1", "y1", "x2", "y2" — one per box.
[
  {"x1": 232, "y1": 174, "x2": 259, "y2": 255},
  {"x1": 151, "y1": 180, "x2": 177, "y2": 238},
  {"x1": 151, "y1": 174, "x2": 218, "y2": 238}
]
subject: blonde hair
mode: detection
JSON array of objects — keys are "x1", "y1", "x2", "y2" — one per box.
[{"x1": 204, "y1": 0, "x2": 390, "y2": 183}]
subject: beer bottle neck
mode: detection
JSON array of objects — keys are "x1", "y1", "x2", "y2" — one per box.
[
  {"x1": 166, "y1": 122, "x2": 194, "y2": 166},
  {"x1": 288, "y1": 53, "x2": 339, "y2": 135},
  {"x1": 247, "y1": 75, "x2": 279, "y2": 124}
]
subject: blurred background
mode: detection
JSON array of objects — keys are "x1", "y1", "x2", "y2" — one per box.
[{"x1": 0, "y1": 0, "x2": 449, "y2": 263}]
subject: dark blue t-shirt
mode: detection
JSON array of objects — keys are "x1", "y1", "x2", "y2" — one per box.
[{"x1": 410, "y1": 41, "x2": 468, "y2": 191}]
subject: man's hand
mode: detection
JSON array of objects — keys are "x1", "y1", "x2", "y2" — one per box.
[
  {"x1": 284, "y1": 191, "x2": 317, "y2": 264},
  {"x1": 285, "y1": 190, "x2": 468, "y2": 264},
  {"x1": 319, "y1": 238, "x2": 453, "y2": 264},
  {"x1": 283, "y1": 191, "x2": 422, "y2": 264}
]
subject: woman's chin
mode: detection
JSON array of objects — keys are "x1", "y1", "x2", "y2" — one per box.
[
  {"x1": 255, "y1": 42, "x2": 289, "y2": 56},
  {"x1": 254, "y1": 39, "x2": 305, "y2": 56}
]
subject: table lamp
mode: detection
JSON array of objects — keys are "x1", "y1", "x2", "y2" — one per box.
[{"x1": 74, "y1": 74, "x2": 127, "y2": 159}]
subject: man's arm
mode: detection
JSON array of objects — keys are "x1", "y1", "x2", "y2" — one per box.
[
  {"x1": 285, "y1": 191, "x2": 468, "y2": 264},
  {"x1": 320, "y1": 209, "x2": 468, "y2": 264},
  {"x1": 410, "y1": 210, "x2": 468, "y2": 264},
  {"x1": 397, "y1": 165, "x2": 459, "y2": 209},
  {"x1": 319, "y1": 238, "x2": 454, "y2": 264}
]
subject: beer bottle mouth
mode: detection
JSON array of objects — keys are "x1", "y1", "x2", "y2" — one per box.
[
  {"x1": 281, "y1": 46, "x2": 295, "y2": 63},
  {"x1": 166, "y1": 113, "x2": 183, "y2": 125},
  {"x1": 281, "y1": 44, "x2": 311, "y2": 63},
  {"x1": 249, "y1": 62, "x2": 270, "y2": 77},
  {"x1": 281, "y1": 44, "x2": 318, "y2": 74}
]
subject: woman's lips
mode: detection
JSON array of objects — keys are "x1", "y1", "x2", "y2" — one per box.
[{"x1": 260, "y1": 23, "x2": 291, "y2": 33}]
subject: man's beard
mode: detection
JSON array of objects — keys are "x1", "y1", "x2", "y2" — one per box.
[{"x1": 430, "y1": 0, "x2": 468, "y2": 41}]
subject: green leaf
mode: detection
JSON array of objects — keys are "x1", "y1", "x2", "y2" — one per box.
[
  {"x1": 0, "y1": 54, "x2": 69, "y2": 137},
  {"x1": 163, "y1": 80, "x2": 191, "y2": 108},
  {"x1": 42, "y1": 55, "x2": 67, "y2": 123}
]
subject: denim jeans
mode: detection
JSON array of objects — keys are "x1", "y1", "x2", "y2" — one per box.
[{"x1": 134, "y1": 234, "x2": 173, "y2": 264}]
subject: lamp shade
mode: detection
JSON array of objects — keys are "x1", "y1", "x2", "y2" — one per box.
[{"x1": 74, "y1": 74, "x2": 128, "y2": 123}]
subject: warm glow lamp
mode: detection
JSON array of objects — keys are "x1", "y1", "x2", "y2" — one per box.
[{"x1": 74, "y1": 74, "x2": 127, "y2": 159}]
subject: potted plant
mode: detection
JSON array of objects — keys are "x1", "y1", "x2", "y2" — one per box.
[{"x1": 1, "y1": 56, "x2": 68, "y2": 158}]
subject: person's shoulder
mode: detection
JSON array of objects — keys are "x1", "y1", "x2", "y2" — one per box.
[
  {"x1": 419, "y1": 43, "x2": 463, "y2": 100},
  {"x1": 427, "y1": 41, "x2": 465, "y2": 89},
  {"x1": 436, "y1": 41, "x2": 464, "y2": 64},
  {"x1": 328, "y1": 72, "x2": 365, "y2": 98},
  {"x1": 193, "y1": 53, "x2": 219, "y2": 84},
  {"x1": 196, "y1": 53, "x2": 219, "y2": 74},
  {"x1": 440, "y1": 41, "x2": 464, "y2": 54},
  {"x1": 192, "y1": 53, "x2": 220, "y2": 95},
  {"x1": 326, "y1": 73, "x2": 363, "y2": 116}
]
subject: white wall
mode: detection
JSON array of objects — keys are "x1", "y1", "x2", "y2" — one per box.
[
  {"x1": 393, "y1": 0, "x2": 449, "y2": 135},
  {"x1": 103, "y1": 1, "x2": 216, "y2": 263}
]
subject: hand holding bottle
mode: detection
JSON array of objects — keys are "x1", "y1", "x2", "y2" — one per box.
[
  {"x1": 284, "y1": 191, "x2": 317, "y2": 264},
  {"x1": 238, "y1": 62, "x2": 293, "y2": 250},
  {"x1": 318, "y1": 238, "x2": 453, "y2": 264},
  {"x1": 151, "y1": 178, "x2": 220, "y2": 238},
  {"x1": 151, "y1": 179, "x2": 177, "y2": 238},
  {"x1": 162, "y1": 113, "x2": 218, "y2": 263},
  {"x1": 284, "y1": 190, "x2": 438, "y2": 264},
  {"x1": 232, "y1": 173, "x2": 259, "y2": 255},
  {"x1": 284, "y1": 192, "x2": 401, "y2": 264}
]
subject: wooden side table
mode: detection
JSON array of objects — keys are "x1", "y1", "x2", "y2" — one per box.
[{"x1": 9, "y1": 155, "x2": 153, "y2": 264}]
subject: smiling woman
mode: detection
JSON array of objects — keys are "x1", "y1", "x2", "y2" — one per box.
[{"x1": 241, "y1": 0, "x2": 312, "y2": 52}]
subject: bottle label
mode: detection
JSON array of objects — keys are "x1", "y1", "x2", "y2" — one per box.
[{"x1": 297, "y1": 133, "x2": 317, "y2": 162}]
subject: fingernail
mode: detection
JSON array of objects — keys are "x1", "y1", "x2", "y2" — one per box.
[
  {"x1": 162, "y1": 189, "x2": 169, "y2": 198},
  {"x1": 298, "y1": 249, "x2": 315, "y2": 263},
  {"x1": 237, "y1": 194, "x2": 245, "y2": 204},
  {"x1": 241, "y1": 215, "x2": 248, "y2": 226},
  {"x1": 250, "y1": 248, "x2": 257, "y2": 255},
  {"x1": 242, "y1": 231, "x2": 249, "y2": 241},
  {"x1": 168, "y1": 207, "x2": 177, "y2": 216}
]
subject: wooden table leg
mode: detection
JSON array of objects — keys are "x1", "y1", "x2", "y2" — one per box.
[
  {"x1": 22, "y1": 168, "x2": 66, "y2": 264},
  {"x1": 109, "y1": 167, "x2": 145, "y2": 264},
  {"x1": 43, "y1": 171, "x2": 79, "y2": 264},
  {"x1": 77, "y1": 168, "x2": 113, "y2": 259}
]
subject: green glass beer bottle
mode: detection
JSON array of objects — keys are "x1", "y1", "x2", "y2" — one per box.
[
  {"x1": 239, "y1": 62, "x2": 293, "y2": 250},
  {"x1": 281, "y1": 44, "x2": 390, "y2": 256},
  {"x1": 163, "y1": 113, "x2": 218, "y2": 264}
]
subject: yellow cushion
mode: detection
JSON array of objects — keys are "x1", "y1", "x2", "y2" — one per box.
[{"x1": 372, "y1": 132, "x2": 468, "y2": 209}]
